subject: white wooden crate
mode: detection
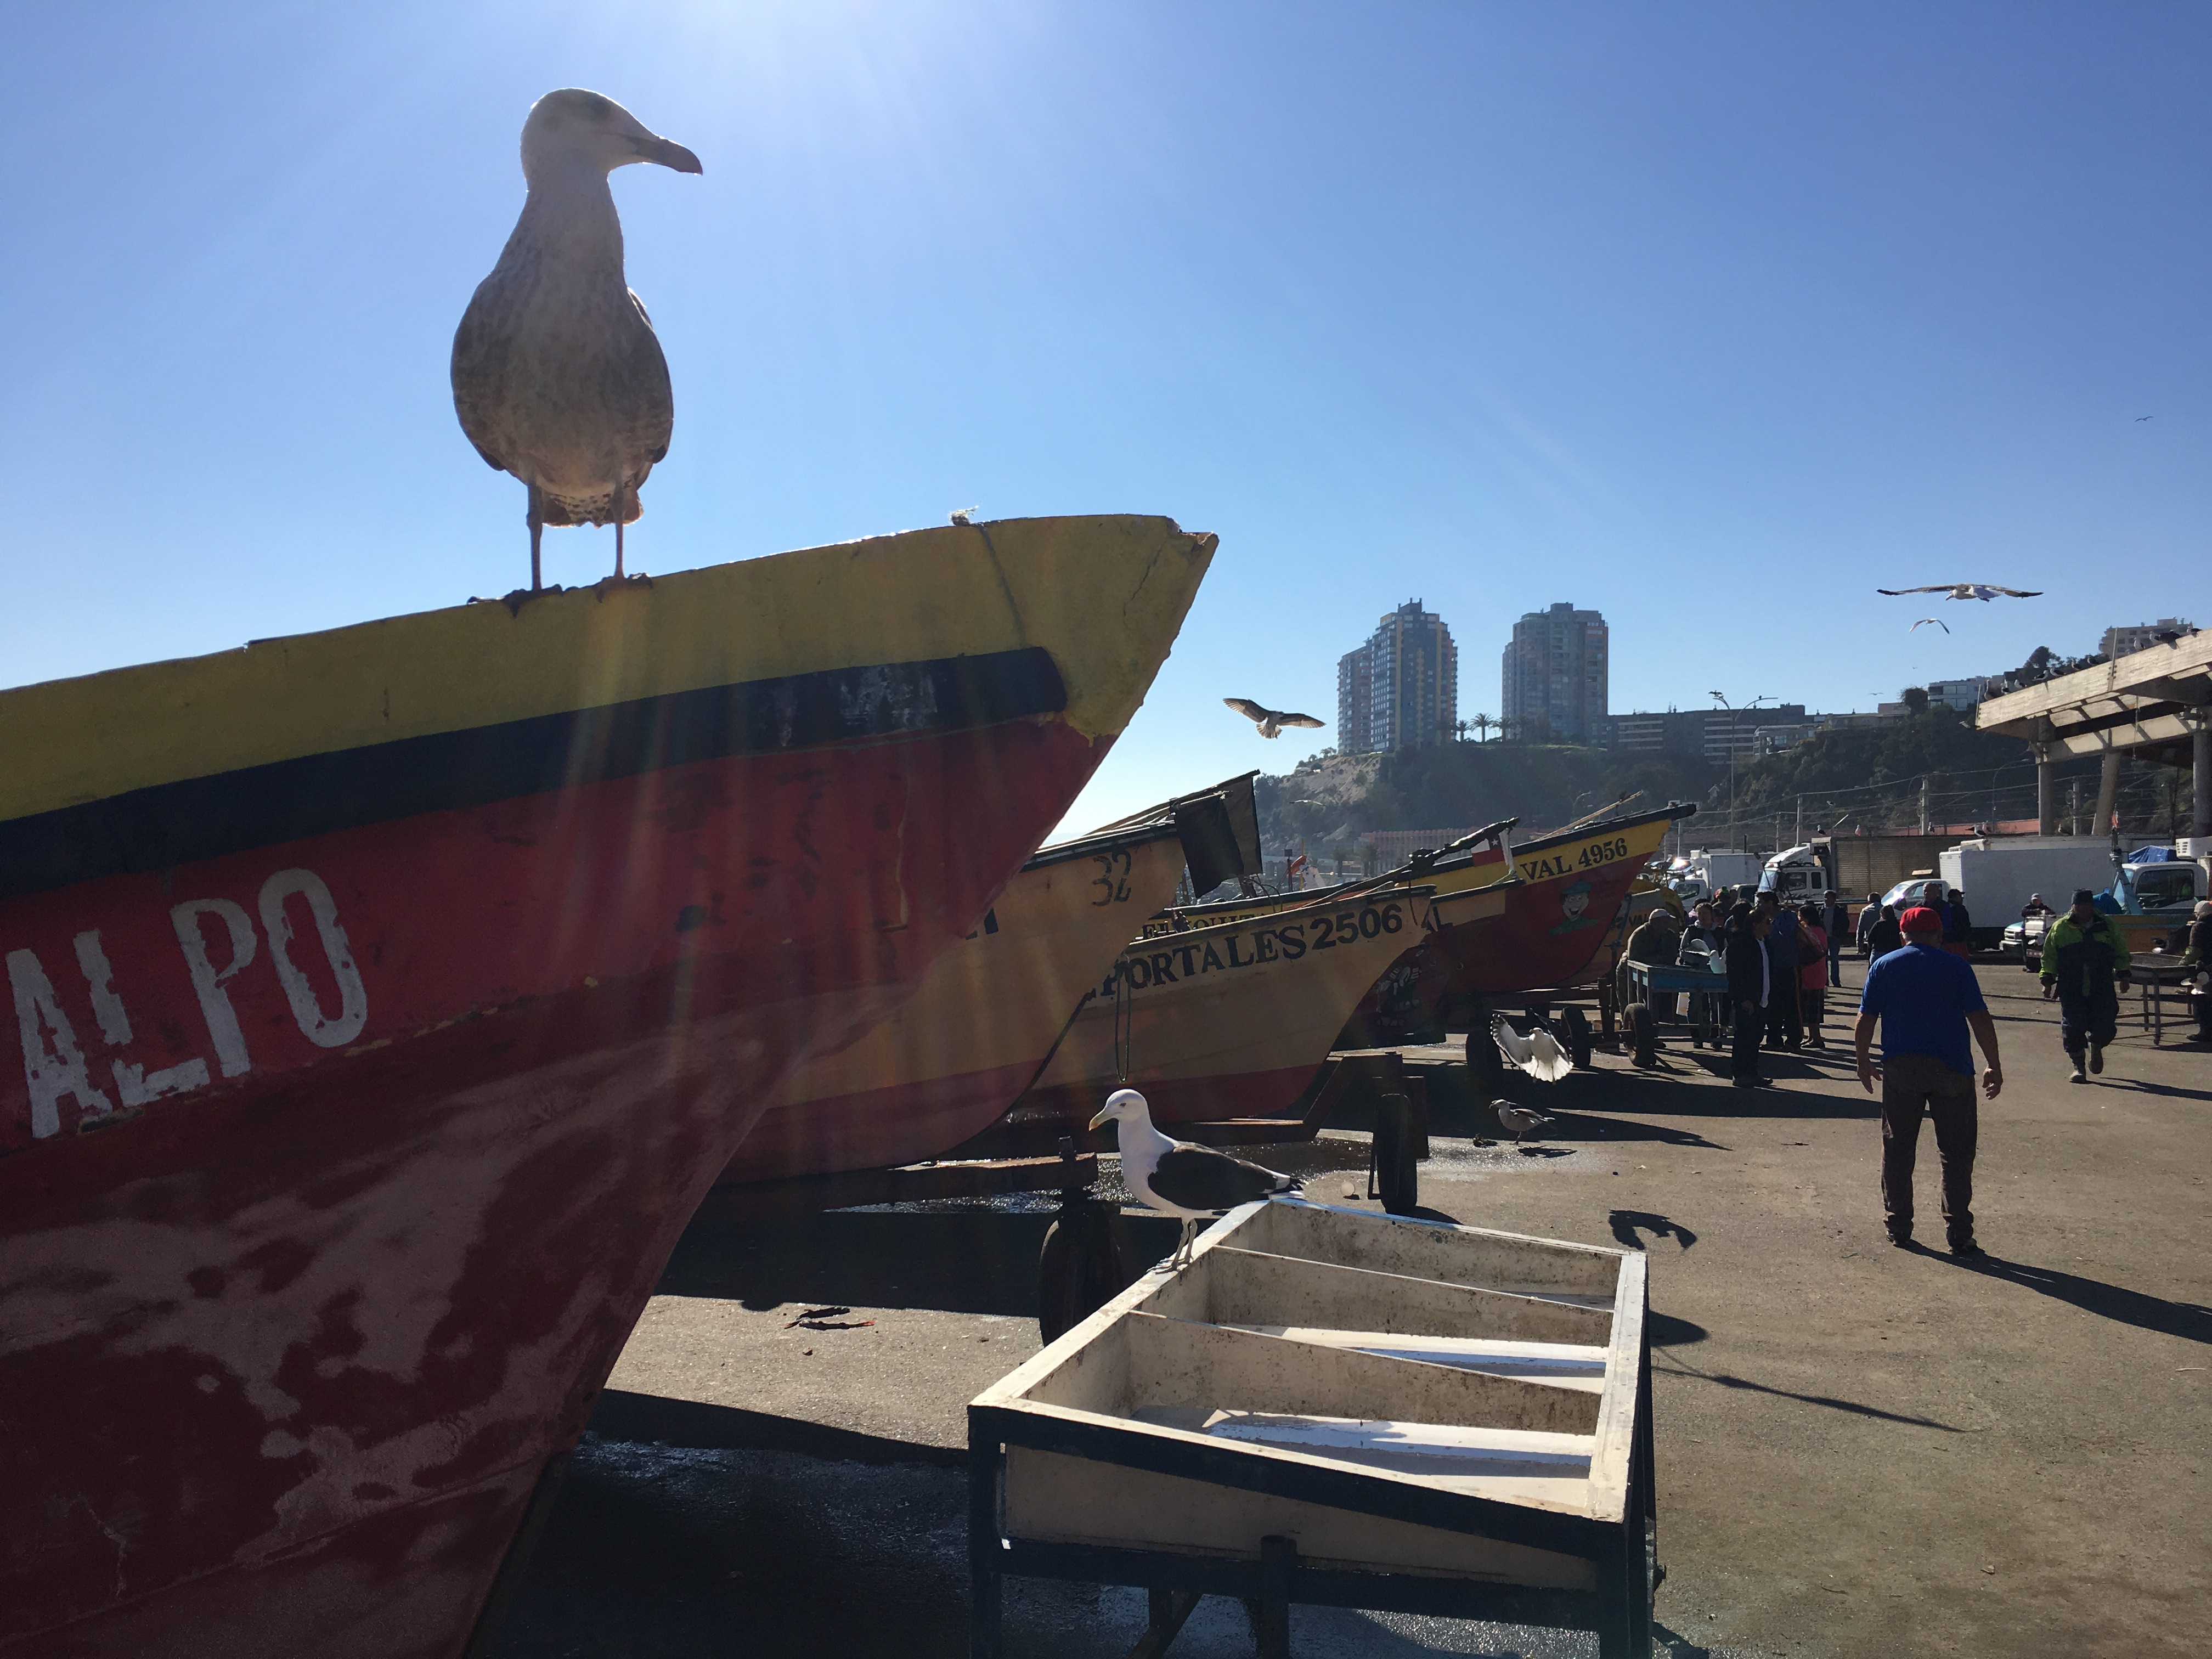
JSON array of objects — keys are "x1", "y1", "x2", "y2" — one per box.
[{"x1": 968, "y1": 1198, "x2": 1656, "y2": 1657}]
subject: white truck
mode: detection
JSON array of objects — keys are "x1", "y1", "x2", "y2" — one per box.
[
  {"x1": 1664, "y1": 848, "x2": 1766, "y2": 905},
  {"x1": 1938, "y1": 837, "x2": 2140, "y2": 949}
]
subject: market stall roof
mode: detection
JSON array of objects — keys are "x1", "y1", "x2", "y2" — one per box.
[{"x1": 1977, "y1": 630, "x2": 2212, "y2": 766}]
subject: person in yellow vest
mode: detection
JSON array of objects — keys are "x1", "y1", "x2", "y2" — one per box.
[{"x1": 2039, "y1": 889, "x2": 2131, "y2": 1084}]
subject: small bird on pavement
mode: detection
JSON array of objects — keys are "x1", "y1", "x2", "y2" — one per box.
[
  {"x1": 1493, "y1": 1102, "x2": 1554, "y2": 1144},
  {"x1": 1224, "y1": 698, "x2": 1327, "y2": 740},
  {"x1": 1492, "y1": 1013, "x2": 1574, "y2": 1083}
]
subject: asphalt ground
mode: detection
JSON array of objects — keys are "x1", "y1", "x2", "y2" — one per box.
[{"x1": 491, "y1": 960, "x2": 2210, "y2": 1658}]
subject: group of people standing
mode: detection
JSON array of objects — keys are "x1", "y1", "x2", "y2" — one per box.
[
  {"x1": 1619, "y1": 871, "x2": 2212, "y2": 1261},
  {"x1": 1634, "y1": 888, "x2": 1849, "y2": 1087}
]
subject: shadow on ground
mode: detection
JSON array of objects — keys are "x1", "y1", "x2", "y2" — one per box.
[
  {"x1": 1954, "y1": 1254, "x2": 2212, "y2": 1345},
  {"x1": 661, "y1": 1208, "x2": 1180, "y2": 1313},
  {"x1": 489, "y1": 1437, "x2": 1777, "y2": 1659}
]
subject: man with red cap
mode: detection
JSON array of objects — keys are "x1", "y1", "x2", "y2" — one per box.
[{"x1": 1854, "y1": 903, "x2": 2003, "y2": 1255}]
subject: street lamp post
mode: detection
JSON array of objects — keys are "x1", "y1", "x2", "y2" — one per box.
[{"x1": 1708, "y1": 691, "x2": 1775, "y2": 854}]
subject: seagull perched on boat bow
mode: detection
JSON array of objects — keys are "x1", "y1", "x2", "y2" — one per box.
[
  {"x1": 453, "y1": 89, "x2": 702, "y2": 592},
  {"x1": 1492, "y1": 1013, "x2": 1574, "y2": 1083},
  {"x1": 1088, "y1": 1089, "x2": 1300, "y2": 1269},
  {"x1": 1224, "y1": 698, "x2": 1326, "y2": 740}
]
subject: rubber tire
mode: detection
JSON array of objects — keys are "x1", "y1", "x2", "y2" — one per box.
[
  {"x1": 1625, "y1": 1002, "x2": 1658, "y2": 1069},
  {"x1": 1037, "y1": 1200, "x2": 1125, "y2": 1345},
  {"x1": 1374, "y1": 1092, "x2": 1420, "y2": 1216},
  {"x1": 1560, "y1": 1006, "x2": 1595, "y2": 1070}
]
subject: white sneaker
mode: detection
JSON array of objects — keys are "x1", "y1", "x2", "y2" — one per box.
[{"x1": 2068, "y1": 1064, "x2": 2086, "y2": 1084}]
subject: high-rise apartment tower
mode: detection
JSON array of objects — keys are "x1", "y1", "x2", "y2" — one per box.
[
  {"x1": 1336, "y1": 601, "x2": 1458, "y2": 754},
  {"x1": 1500, "y1": 602, "x2": 1609, "y2": 744}
]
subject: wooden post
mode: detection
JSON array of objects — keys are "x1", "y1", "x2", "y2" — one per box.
[
  {"x1": 969, "y1": 1440, "x2": 1002, "y2": 1659},
  {"x1": 1130, "y1": 1589, "x2": 1200, "y2": 1658},
  {"x1": 1254, "y1": 1535, "x2": 1297, "y2": 1658}
]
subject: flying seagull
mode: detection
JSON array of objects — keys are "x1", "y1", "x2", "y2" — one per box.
[
  {"x1": 453, "y1": 89, "x2": 703, "y2": 593},
  {"x1": 1089, "y1": 1089, "x2": 1300, "y2": 1269},
  {"x1": 1876, "y1": 584, "x2": 2042, "y2": 602},
  {"x1": 1492, "y1": 1013, "x2": 1573, "y2": 1083},
  {"x1": 1493, "y1": 1102, "x2": 1554, "y2": 1144},
  {"x1": 2136, "y1": 415, "x2": 2154, "y2": 421},
  {"x1": 1224, "y1": 698, "x2": 1326, "y2": 740},
  {"x1": 1910, "y1": 618, "x2": 1950, "y2": 634}
]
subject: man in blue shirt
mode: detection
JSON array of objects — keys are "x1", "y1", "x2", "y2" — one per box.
[{"x1": 1855, "y1": 905, "x2": 2004, "y2": 1255}]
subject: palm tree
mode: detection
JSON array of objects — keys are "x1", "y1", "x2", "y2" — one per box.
[{"x1": 1469, "y1": 713, "x2": 1495, "y2": 743}]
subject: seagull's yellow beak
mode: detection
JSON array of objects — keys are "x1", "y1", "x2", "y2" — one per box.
[{"x1": 1086, "y1": 1105, "x2": 1112, "y2": 1131}]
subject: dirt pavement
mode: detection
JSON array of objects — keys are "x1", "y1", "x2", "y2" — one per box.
[{"x1": 493, "y1": 961, "x2": 2209, "y2": 1658}]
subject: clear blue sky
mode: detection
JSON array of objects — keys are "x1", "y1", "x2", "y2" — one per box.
[{"x1": 4, "y1": 2, "x2": 2206, "y2": 833}]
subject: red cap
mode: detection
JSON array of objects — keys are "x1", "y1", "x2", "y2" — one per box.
[{"x1": 1899, "y1": 905, "x2": 1942, "y2": 933}]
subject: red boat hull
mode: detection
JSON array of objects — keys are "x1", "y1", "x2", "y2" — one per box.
[
  {"x1": 1435, "y1": 810, "x2": 1685, "y2": 997},
  {"x1": 1, "y1": 720, "x2": 1094, "y2": 1656},
  {"x1": 1, "y1": 514, "x2": 1217, "y2": 1657}
]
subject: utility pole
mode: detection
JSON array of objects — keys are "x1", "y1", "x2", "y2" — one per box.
[
  {"x1": 1918, "y1": 777, "x2": 1930, "y2": 836},
  {"x1": 1795, "y1": 797, "x2": 1803, "y2": 847},
  {"x1": 2069, "y1": 778, "x2": 2081, "y2": 837}
]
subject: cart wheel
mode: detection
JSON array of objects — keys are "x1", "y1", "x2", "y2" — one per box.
[
  {"x1": 1037, "y1": 1198, "x2": 1125, "y2": 1345},
  {"x1": 1374, "y1": 1092, "x2": 1419, "y2": 1215},
  {"x1": 1560, "y1": 1006, "x2": 1594, "y2": 1070},
  {"x1": 1624, "y1": 1002, "x2": 1658, "y2": 1069},
  {"x1": 1465, "y1": 1002, "x2": 1504, "y2": 1091}
]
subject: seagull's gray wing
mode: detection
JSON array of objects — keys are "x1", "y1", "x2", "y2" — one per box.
[
  {"x1": 1147, "y1": 1144, "x2": 1298, "y2": 1212},
  {"x1": 1224, "y1": 698, "x2": 1271, "y2": 724},
  {"x1": 1987, "y1": 586, "x2": 2042, "y2": 598},
  {"x1": 1276, "y1": 713, "x2": 1327, "y2": 729},
  {"x1": 1876, "y1": 586, "x2": 1948, "y2": 596}
]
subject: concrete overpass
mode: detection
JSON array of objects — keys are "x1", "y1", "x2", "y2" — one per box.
[{"x1": 1975, "y1": 629, "x2": 2210, "y2": 845}]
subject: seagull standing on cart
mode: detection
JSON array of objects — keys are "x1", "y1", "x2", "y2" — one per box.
[{"x1": 1089, "y1": 1090, "x2": 1300, "y2": 1270}]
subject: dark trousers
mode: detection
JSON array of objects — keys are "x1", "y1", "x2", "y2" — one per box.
[
  {"x1": 1880, "y1": 1053, "x2": 1977, "y2": 1239},
  {"x1": 2057, "y1": 989, "x2": 2119, "y2": 1059},
  {"x1": 1801, "y1": 988, "x2": 1825, "y2": 1043},
  {"x1": 1765, "y1": 983, "x2": 1802, "y2": 1048},
  {"x1": 1731, "y1": 1001, "x2": 1765, "y2": 1079}
]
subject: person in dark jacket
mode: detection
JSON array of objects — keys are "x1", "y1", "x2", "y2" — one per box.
[
  {"x1": 1726, "y1": 906, "x2": 1774, "y2": 1087},
  {"x1": 1866, "y1": 902, "x2": 1904, "y2": 960},
  {"x1": 1940, "y1": 889, "x2": 1974, "y2": 961},
  {"x1": 2040, "y1": 888, "x2": 2131, "y2": 1082},
  {"x1": 1856, "y1": 893, "x2": 1883, "y2": 954},
  {"x1": 1821, "y1": 890, "x2": 1850, "y2": 985},
  {"x1": 1759, "y1": 893, "x2": 1803, "y2": 1049},
  {"x1": 2182, "y1": 899, "x2": 2212, "y2": 1042}
]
